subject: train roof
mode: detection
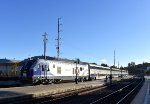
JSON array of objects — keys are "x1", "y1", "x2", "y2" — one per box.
[
  {"x1": 23, "y1": 56, "x2": 88, "y2": 65},
  {"x1": 112, "y1": 68, "x2": 119, "y2": 71},
  {"x1": 89, "y1": 63, "x2": 110, "y2": 69}
]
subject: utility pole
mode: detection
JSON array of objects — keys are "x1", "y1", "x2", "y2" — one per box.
[
  {"x1": 114, "y1": 50, "x2": 115, "y2": 67},
  {"x1": 56, "y1": 18, "x2": 61, "y2": 60},
  {"x1": 118, "y1": 61, "x2": 119, "y2": 69},
  {"x1": 121, "y1": 65, "x2": 122, "y2": 78},
  {"x1": 43, "y1": 32, "x2": 48, "y2": 60},
  {"x1": 43, "y1": 32, "x2": 48, "y2": 84}
]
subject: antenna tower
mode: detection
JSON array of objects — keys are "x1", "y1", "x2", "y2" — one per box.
[{"x1": 56, "y1": 18, "x2": 61, "y2": 59}]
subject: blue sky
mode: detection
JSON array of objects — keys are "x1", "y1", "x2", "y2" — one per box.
[{"x1": 0, "y1": 0, "x2": 150, "y2": 67}]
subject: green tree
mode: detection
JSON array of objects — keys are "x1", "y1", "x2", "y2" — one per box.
[
  {"x1": 101, "y1": 63, "x2": 108, "y2": 67},
  {"x1": 10, "y1": 63, "x2": 18, "y2": 77}
]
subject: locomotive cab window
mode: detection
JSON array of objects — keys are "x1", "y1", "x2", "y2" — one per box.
[{"x1": 42, "y1": 65, "x2": 44, "y2": 71}]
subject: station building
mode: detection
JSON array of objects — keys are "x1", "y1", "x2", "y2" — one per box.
[{"x1": 0, "y1": 59, "x2": 23, "y2": 78}]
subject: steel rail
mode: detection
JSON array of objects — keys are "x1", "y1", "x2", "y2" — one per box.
[
  {"x1": 116, "y1": 79, "x2": 144, "y2": 104},
  {"x1": 36, "y1": 85, "x2": 107, "y2": 104},
  {"x1": 90, "y1": 79, "x2": 140, "y2": 104}
]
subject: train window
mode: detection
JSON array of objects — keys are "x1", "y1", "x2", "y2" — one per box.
[
  {"x1": 42, "y1": 65, "x2": 44, "y2": 71},
  {"x1": 80, "y1": 67, "x2": 82, "y2": 71},
  {"x1": 53, "y1": 64, "x2": 55, "y2": 68},
  {"x1": 47, "y1": 65, "x2": 50, "y2": 71},
  {"x1": 57, "y1": 67, "x2": 61, "y2": 74},
  {"x1": 39, "y1": 65, "x2": 41, "y2": 69}
]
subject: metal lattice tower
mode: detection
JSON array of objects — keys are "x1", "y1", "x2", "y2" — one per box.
[{"x1": 56, "y1": 18, "x2": 61, "y2": 60}]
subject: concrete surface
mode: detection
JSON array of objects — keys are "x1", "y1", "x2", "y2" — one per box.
[
  {"x1": 0, "y1": 77, "x2": 122, "y2": 103},
  {"x1": 131, "y1": 76, "x2": 150, "y2": 104}
]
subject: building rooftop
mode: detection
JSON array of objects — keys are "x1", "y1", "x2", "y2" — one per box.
[{"x1": 0, "y1": 59, "x2": 21, "y2": 63}]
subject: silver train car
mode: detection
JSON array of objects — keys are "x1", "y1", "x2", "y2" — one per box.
[
  {"x1": 20, "y1": 57, "x2": 128, "y2": 84},
  {"x1": 89, "y1": 64, "x2": 128, "y2": 80}
]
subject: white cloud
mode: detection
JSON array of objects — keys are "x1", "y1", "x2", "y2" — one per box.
[{"x1": 100, "y1": 59, "x2": 107, "y2": 63}]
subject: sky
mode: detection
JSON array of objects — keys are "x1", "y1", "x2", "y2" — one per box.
[{"x1": 0, "y1": 0, "x2": 150, "y2": 67}]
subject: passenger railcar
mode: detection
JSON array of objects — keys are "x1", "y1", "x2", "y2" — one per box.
[
  {"x1": 86, "y1": 64, "x2": 128, "y2": 80},
  {"x1": 88, "y1": 64, "x2": 110, "y2": 80}
]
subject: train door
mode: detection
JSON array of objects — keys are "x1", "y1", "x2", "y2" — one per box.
[
  {"x1": 41, "y1": 63, "x2": 46, "y2": 79},
  {"x1": 41, "y1": 62, "x2": 50, "y2": 84},
  {"x1": 44, "y1": 62, "x2": 50, "y2": 80}
]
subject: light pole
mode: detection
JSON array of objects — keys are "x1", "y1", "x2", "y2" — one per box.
[
  {"x1": 43, "y1": 32, "x2": 48, "y2": 60},
  {"x1": 121, "y1": 66, "x2": 122, "y2": 79},
  {"x1": 43, "y1": 32, "x2": 48, "y2": 83}
]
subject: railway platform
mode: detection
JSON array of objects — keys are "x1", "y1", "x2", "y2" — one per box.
[
  {"x1": 0, "y1": 78, "x2": 122, "y2": 103},
  {"x1": 131, "y1": 76, "x2": 150, "y2": 104},
  {"x1": 0, "y1": 80, "x2": 105, "y2": 103}
]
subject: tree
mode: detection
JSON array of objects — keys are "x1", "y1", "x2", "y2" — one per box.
[
  {"x1": 111, "y1": 65, "x2": 117, "y2": 68},
  {"x1": 11, "y1": 63, "x2": 18, "y2": 77},
  {"x1": 146, "y1": 70, "x2": 150, "y2": 75},
  {"x1": 101, "y1": 63, "x2": 108, "y2": 67},
  {"x1": 127, "y1": 61, "x2": 145, "y2": 75}
]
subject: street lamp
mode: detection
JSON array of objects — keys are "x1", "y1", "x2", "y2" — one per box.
[{"x1": 120, "y1": 66, "x2": 123, "y2": 79}]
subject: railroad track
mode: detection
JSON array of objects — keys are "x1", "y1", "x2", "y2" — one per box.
[
  {"x1": 36, "y1": 78, "x2": 144, "y2": 104},
  {"x1": 90, "y1": 78, "x2": 144, "y2": 104}
]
